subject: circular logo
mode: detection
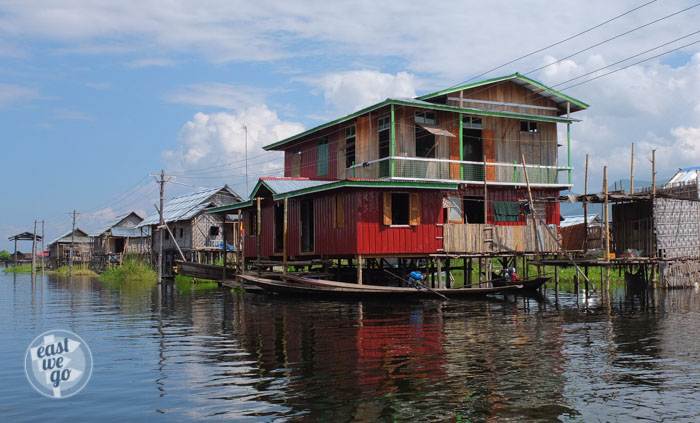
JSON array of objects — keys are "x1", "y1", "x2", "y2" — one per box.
[{"x1": 24, "y1": 329, "x2": 93, "y2": 398}]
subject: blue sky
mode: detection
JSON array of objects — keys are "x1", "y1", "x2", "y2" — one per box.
[{"x1": 2, "y1": 0, "x2": 700, "y2": 251}]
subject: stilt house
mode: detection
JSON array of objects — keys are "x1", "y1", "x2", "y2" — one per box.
[
  {"x1": 209, "y1": 73, "x2": 588, "y2": 277},
  {"x1": 48, "y1": 228, "x2": 91, "y2": 266},
  {"x1": 90, "y1": 212, "x2": 151, "y2": 262},
  {"x1": 138, "y1": 185, "x2": 243, "y2": 275}
]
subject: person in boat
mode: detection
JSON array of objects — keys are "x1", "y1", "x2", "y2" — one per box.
[
  {"x1": 408, "y1": 271, "x2": 425, "y2": 288},
  {"x1": 501, "y1": 267, "x2": 518, "y2": 282}
]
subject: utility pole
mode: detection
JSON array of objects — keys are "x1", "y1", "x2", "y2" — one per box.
[
  {"x1": 149, "y1": 170, "x2": 174, "y2": 284},
  {"x1": 41, "y1": 220, "x2": 45, "y2": 274},
  {"x1": 244, "y1": 124, "x2": 249, "y2": 196},
  {"x1": 69, "y1": 210, "x2": 77, "y2": 276},
  {"x1": 32, "y1": 220, "x2": 37, "y2": 275},
  {"x1": 651, "y1": 149, "x2": 656, "y2": 197},
  {"x1": 630, "y1": 143, "x2": 635, "y2": 194}
]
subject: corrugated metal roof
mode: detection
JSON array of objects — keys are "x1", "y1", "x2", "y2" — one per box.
[
  {"x1": 139, "y1": 185, "x2": 241, "y2": 227},
  {"x1": 49, "y1": 229, "x2": 91, "y2": 246},
  {"x1": 90, "y1": 212, "x2": 143, "y2": 237},
  {"x1": 258, "y1": 178, "x2": 334, "y2": 196},
  {"x1": 560, "y1": 214, "x2": 601, "y2": 228},
  {"x1": 665, "y1": 168, "x2": 700, "y2": 185},
  {"x1": 111, "y1": 227, "x2": 151, "y2": 237}
]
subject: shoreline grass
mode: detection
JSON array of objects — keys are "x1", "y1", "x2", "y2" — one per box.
[
  {"x1": 100, "y1": 256, "x2": 157, "y2": 283},
  {"x1": 3, "y1": 264, "x2": 97, "y2": 276}
]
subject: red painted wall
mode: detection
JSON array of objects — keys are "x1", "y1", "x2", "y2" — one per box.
[{"x1": 242, "y1": 187, "x2": 562, "y2": 259}]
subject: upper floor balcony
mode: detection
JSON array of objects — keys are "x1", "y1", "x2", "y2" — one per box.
[{"x1": 346, "y1": 156, "x2": 571, "y2": 187}]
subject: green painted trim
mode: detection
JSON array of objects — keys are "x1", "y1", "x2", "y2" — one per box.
[
  {"x1": 390, "y1": 104, "x2": 396, "y2": 177},
  {"x1": 417, "y1": 72, "x2": 590, "y2": 110},
  {"x1": 263, "y1": 99, "x2": 393, "y2": 151},
  {"x1": 263, "y1": 87, "x2": 581, "y2": 151},
  {"x1": 567, "y1": 123, "x2": 572, "y2": 185},
  {"x1": 391, "y1": 99, "x2": 574, "y2": 124},
  {"x1": 459, "y1": 113, "x2": 463, "y2": 180},
  {"x1": 274, "y1": 179, "x2": 458, "y2": 200},
  {"x1": 207, "y1": 200, "x2": 253, "y2": 213}
]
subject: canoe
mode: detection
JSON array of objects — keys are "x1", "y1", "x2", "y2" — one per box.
[
  {"x1": 491, "y1": 276, "x2": 550, "y2": 292},
  {"x1": 239, "y1": 273, "x2": 527, "y2": 298}
]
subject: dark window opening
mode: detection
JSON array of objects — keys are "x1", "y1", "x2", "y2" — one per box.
[
  {"x1": 317, "y1": 136, "x2": 329, "y2": 176},
  {"x1": 378, "y1": 118, "x2": 390, "y2": 177},
  {"x1": 300, "y1": 199, "x2": 315, "y2": 252},
  {"x1": 391, "y1": 193, "x2": 410, "y2": 225},
  {"x1": 115, "y1": 238, "x2": 125, "y2": 253},
  {"x1": 274, "y1": 202, "x2": 284, "y2": 252},
  {"x1": 210, "y1": 226, "x2": 220, "y2": 237},
  {"x1": 415, "y1": 125, "x2": 436, "y2": 158},
  {"x1": 415, "y1": 110, "x2": 436, "y2": 124},
  {"x1": 463, "y1": 115, "x2": 483, "y2": 129},
  {"x1": 345, "y1": 126, "x2": 356, "y2": 168},
  {"x1": 247, "y1": 211, "x2": 257, "y2": 237},
  {"x1": 520, "y1": 121, "x2": 538, "y2": 133},
  {"x1": 164, "y1": 229, "x2": 169, "y2": 240},
  {"x1": 179, "y1": 228, "x2": 184, "y2": 238},
  {"x1": 464, "y1": 197, "x2": 485, "y2": 223},
  {"x1": 462, "y1": 128, "x2": 483, "y2": 161}
]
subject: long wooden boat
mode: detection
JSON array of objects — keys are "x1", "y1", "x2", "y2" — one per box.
[
  {"x1": 238, "y1": 273, "x2": 530, "y2": 298},
  {"x1": 490, "y1": 276, "x2": 550, "y2": 292}
]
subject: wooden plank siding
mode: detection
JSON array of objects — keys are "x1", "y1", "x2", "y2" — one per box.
[
  {"x1": 443, "y1": 223, "x2": 559, "y2": 254},
  {"x1": 445, "y1": 80, "x2": 560, "y2": 117}
]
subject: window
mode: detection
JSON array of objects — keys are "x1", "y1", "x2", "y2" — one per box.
[
  {"x1": 335, "y1": 194, "x2": 344, "y2": 228},
  {"x1": 414, "y1": 110, "x2": 436, "y2": 125},
  {"x1": 345, "y1": 126, "x2": 356, "y2": 168},
  {"x1": 378, "y1": 116, "x2": 390, "y2": 177},
  {"x1": 463, "y1": 116, "x2": 483, "y2": 129},
  {"x1": 416, "y1": 126, "x2": 436, "y2": 158},
  {"x1": 247, "y1": 211, "x2": 257, "y2": 237},
  {"x1": 210, "y1": 226, "x2": 220, "y2": 237},
  {"x1": 274, "y1": 202, "x2": 284, "y2": 252},
  {"x1": 383, "y1": 192, "x2": 421, "y2": 226},
  {"x1": 463, "y1": 197, "x2": 485, "y2": 223},
  {"x1": 300, "y1": 199, "x2": 315, "y2": 252},
  {"x1": 317, "y1": 136, "x2": 329, "y2": 176},
  {"x1": 520, "y1": 121, "x2": 538, "y2": 133},
  {"x1": 179, "y1": 228, "x2": 184, "y2": 238},
  {"x1": 164, "y1": 229, "x2": 169, "y2": 240}
]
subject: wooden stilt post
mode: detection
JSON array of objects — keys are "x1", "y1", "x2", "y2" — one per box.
[
  {"x1": 222, "y1": 213, "x2": 227, "y2": 281},
  {"x1": 554, "y1": 265, "x2": 559, "y2": 290},
  {"x1": 436, "y1": 257, "x2": 443, "y2": 289},
  {"x1": 584, "y1": 265, "x2": 589, "y2": 294},
  {"x1": 574, "y1": 271, "x2": 579, "y2": 294},
  {"x1": 630, "y1": 143, "x2": 635, "y2": 194},
  {"x1": 463, "y1": 258, "x2": 469, "y2": 287},
  {"x1": 356, "y1": 255, "x2": 363, "y2": 285},
  {"x1": 603, "y1": 166, "x2": 611, "y2": 286},
  {"x1": 283, "y1": 197, "x2": 288, "y2": 275},
  {"x1": 583, "y1": 154, "x2": 589, "y2": 253},
  {"x1": 478, "y1": 258, "x2": 482, "y2": 284},
  {"x1": 237, "y1": 210, "x2": 242, "y2": 274}
]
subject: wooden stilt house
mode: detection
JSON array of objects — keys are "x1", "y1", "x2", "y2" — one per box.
[
  {"x1": 48, "y1": 228, "x2": 91, "y2": 266},
  {"x1": 90, "y1": 211, "x2": 151, "y2": 264},
  {"x1": 208, "y1": 73, "x2": 588, "y2": 283},
  {"x1": 138, "y1": 185, "x2": 243, "y2": 276}
]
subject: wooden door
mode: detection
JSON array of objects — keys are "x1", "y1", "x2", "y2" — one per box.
[{"x1": 483, "y1": 129, "x2": 496, "y2": 181}]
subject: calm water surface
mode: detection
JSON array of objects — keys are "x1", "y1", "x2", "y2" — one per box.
[{"x1": 2, "y1": 271, "x2": 700, "y2": 422}]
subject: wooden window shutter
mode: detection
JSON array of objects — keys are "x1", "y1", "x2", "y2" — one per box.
[
  {"x1": 449, "y1": 127, "x2": 460, "y2": 179},
  {"x1": 335, "y1": 194, "x2": 344, "y2": 228},
  {"x1": 410, "y1": 193, "x2": 421, "y2": 226},
  {"x1": 482, "y1": 129, "x2": 496, "y2": 181},
  {"x1": 383, "y1": 192, "x2": 392, "y2": 226}
]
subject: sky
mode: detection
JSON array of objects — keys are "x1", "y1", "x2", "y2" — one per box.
[{"x1": 1, "y1": 0, "x2": 700, "y2": 251}]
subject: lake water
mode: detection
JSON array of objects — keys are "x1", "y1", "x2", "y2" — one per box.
[{"x1": 2, "y1": 271, "x2": 700, "y2": 422}]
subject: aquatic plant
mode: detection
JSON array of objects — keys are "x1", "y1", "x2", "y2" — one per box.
[{"x1": 100, "y1": 256, "x2": 157, "y2": 283}]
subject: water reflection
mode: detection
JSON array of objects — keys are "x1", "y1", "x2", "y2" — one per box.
[{"x1": 3, "y1": 272, "x2": 700, "y2": 422}]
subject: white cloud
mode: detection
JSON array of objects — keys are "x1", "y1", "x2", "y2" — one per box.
[
  {"x1": 165, "y1": 83, "x2": 268, "y2": 111},
  {"x1": 0, "y1": 83, "x2": 40, "y2": 108},
  {"x1": 125, "y1": 58, "x2": 176, "y2": 68},
  {"x1": 163, "y1": 106, "x2": 305, "y2": 196},
  {"x1": 303, "y1": 70, "x2": 418, "y2": 116},
  {"x1": 53, "y1": 109, "x2": 95, "y2": 121}
]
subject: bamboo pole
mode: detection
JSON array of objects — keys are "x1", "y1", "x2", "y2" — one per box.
[
  {"x1": 32, "y1": 220, "x2": 37, "y2": 275},
  {"x1": 520, "y1": 154, "x2": 541, "y2": 276},
  {"x1": 604, "y1": 166, "x2": 611, "y2": 287},
  {"x1": 222, "y1": 213, "x2": 227, "y2": 281},
  {"x1": 256, "y1": 197, "x2": 261, "y2": 273},
  {"x1": 630, "y1": 143, "x2": 635, "y2": 194},
  {"x1": 583, "y1": 154, "x2": 589, "y2": 253}
]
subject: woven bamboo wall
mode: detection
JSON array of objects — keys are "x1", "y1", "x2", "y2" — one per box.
[{"x1": 654, "y1": 198, "x2": 700, "y2": 259}]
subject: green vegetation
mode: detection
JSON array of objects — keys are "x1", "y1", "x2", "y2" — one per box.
[
  {"x1": 3, "y1": 264, "x2": 96, "y2": 276},
  {"x1": 51, "y1": 265, "x2": 98, "y2": 277},
  {"x1": 100, "y1": 256, "x2": 157, "y2": 283},
  {"x1": 0, "y1": 250, "x2": 12, "y2": 261},
  {"x1": 174, "y1": 274, "x2": 219, "y2": 292}
]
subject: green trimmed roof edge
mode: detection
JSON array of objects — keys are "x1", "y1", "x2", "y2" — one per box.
[{"x1": 417, "y1": 72, "x2": 590, "y2": 109}]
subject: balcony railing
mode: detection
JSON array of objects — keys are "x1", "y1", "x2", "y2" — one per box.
[{"x1": 346, "y1": 156, "x2": 570, "y2": 186}]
